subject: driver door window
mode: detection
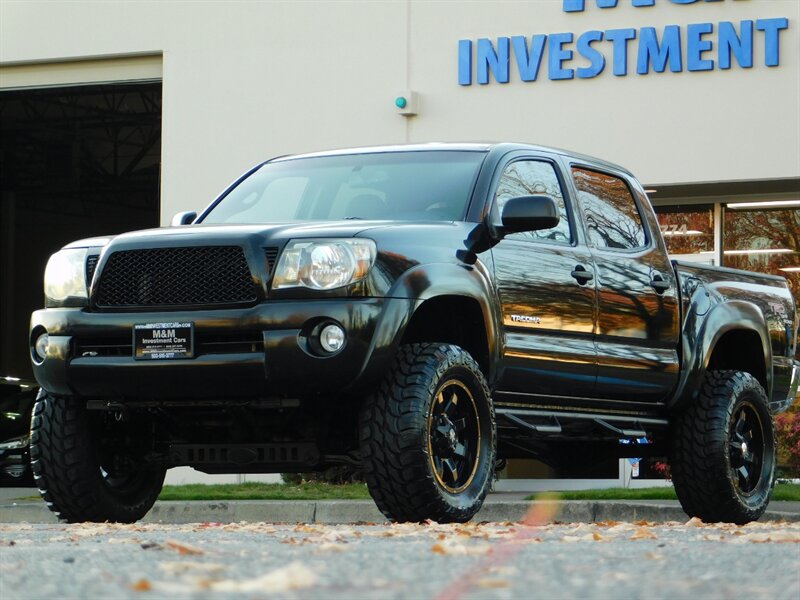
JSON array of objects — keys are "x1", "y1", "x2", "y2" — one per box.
[{"x1": 495, "y1": 160, "x2": 572, "y2": 244}]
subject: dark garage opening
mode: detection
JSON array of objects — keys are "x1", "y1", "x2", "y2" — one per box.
[{"x1": 0, "y1": 81, "x2": 162, "y2": 380}]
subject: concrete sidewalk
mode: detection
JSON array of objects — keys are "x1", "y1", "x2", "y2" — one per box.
[{"x1": 1, "y1": 489, "x2": 798, "y2": 524}]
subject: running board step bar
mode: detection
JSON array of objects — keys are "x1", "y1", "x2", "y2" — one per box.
[{"x1": 496, "y1": 407, "x2": 669, "y2": 440}]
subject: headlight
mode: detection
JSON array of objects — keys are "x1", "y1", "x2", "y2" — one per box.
[
  {"x1": 272, "y1": 239, "x2": 376, "y2": 290},
  {"x1": 44, "y1": 248, "x2": 88, "y2": 306}
]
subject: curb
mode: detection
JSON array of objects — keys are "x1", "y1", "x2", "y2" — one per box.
[{"x1": 1, "y1": 499, "x2": 798, "y2": 524}]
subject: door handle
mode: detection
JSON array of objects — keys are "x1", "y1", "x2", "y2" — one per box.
[
  {"x1": 571, "y1": 265, "x2": 594, "y2": 284},
  {"x1": 650, "y1": 274, "x2": 670, "y2": 294}
]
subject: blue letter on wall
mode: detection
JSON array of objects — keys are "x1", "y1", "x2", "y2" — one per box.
[
  {"x1": 577, "y1": 31, "x2": 606, "y2": 78},
  {"x1": 756, "y1": 18, "x2": 789, "y2": 67},
  {"x1": 512, "y1": 35, "x2": 547, "y2": 82},
  {"x1": 564, "y1": 0, "x2": 654, "y2": 12},
  {"x1": 637, "y1": 26, "x2": 683, "y2": 74},
  {"x1": 605, "y1": 28, "x2": 637, "y2": 76},
  {"x1": 719, "y1": 21, "x2": 753, "y2": 69},
  {"x1": 549, "y1": 33, "x2": 575, "y2": 80},
  {"x1": 459, "y1": 40, "x2": 472, "y2": 85},
  {"x1": 687, "y1": 23, "x2": 714, "y2": 71},
  {"x1": 477, "y1": 38, "x2": 511, "y2": 84}
]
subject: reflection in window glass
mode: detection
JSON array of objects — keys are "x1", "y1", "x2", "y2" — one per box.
[
  {"x1": 202, "y1": 151, "x2": 485, "y2": 224},
  {"x1": 572, "y1": 168, "x2": 646, "y2": 250},
  {"x1": 655, "y1": 204, "x2": 715, "y2": 262},
  {"x1": 220, "y1": 177, "x2": 309, "y2": 223},
  {"x1": 494, "y1": 160, "x2": 572, "y2": 244},
  {"x1": 724, "y1": 206, "x2": 800, "y2": 320}
]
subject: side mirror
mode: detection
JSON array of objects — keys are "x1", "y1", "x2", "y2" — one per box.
[
  {"x1": 500, "y1": 195, "x2": 559, "y2": 234},
  {"x1": 171, "y1": 211, "x2": 197, "y2": 226}
]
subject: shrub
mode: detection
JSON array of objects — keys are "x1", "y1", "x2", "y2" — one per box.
[
  {"x1": 281, "y1": 465, "x2": 364, "y2": 485},
  {"x1": 776, "y1": 409, "x2": 800, "y2": 475}
]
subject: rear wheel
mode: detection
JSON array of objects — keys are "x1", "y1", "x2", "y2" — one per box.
[
  {"x1": 670, "y1": 370, "x2": 775, "y2": 524},
  {"x1": 30, "y1": 391, "x2": 165, "y2": 523},
  {"x1": 359, "y1": 343, "x2": 496, "y2": 523}
]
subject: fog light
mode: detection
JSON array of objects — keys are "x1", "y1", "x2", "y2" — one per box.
[
  {"x1": 319, "y1": 324, "x2": 345, "y2": 353},
  {"x1": 34, "y1": 333, "x2": 50, "y2": 361}
]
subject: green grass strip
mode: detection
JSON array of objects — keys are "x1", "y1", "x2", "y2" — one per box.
[
  {"x1": 526, "y1": 483, "x2": 800, "y2": 502},
  {"x1": 157, "y1": 481, "x2": 371, "y2": 501}
]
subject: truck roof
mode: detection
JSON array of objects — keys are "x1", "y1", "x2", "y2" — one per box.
[{"x1": 271, "y1": 142, "x2": 634, "y2": 177}]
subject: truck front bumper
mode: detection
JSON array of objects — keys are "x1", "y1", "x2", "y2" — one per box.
[{"x1": 30, "y1": 298, "x2": 413, "y2": 400}]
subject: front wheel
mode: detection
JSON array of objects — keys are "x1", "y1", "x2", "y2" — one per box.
[
  {"x1": 30, "y1": 391, "x2": 166, "y2": 523},
  {"x1": 670, "y1": 370, "x2": 775, "y2": 524},
  {"x1": 359, "y1": 343, "x2": 496, "y2": 523}
]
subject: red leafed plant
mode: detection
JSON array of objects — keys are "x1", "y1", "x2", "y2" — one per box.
[
  {"x1": 776, "y1": 409, "x2": 800, "y2": 474},
  {"x1": 651, "y1": 460, "x2": 672, "y2": 481}
]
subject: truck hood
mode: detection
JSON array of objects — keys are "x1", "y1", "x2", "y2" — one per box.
[{"x1": 63, "y1": 220, "x2": 478, "y2": 253}]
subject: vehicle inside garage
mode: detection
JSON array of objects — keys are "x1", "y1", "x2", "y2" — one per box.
[{"x1": 0, "y1": 81, "x2": 162, "y2": 379}]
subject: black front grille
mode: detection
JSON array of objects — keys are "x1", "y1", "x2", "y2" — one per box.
[{"x1": 95, "y1": 246, "x2": 259, "y2": 308}]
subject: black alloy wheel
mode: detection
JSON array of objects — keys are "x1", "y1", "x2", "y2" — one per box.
[
  {"x1": 728, "y1": 402, "x2": 767, "y2": 497},
  {"x1": 428, "y1": 380, "x2": 481, "y2": 494}
]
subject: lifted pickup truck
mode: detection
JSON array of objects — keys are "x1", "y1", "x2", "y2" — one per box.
[{"x1": 30, "y1": 143, "x2": 799, "y2": 524}]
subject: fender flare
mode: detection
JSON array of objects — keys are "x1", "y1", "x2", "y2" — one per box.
[
  {"x1": 669, "y1": 300, "x2": 772, "y2": 411},
  {"x1": 354, "y1": 262, "x2": 500, "y2": 388}
]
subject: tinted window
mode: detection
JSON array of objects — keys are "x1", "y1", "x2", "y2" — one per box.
[
  {"x1": 572, "y1": 167, "x2": 646, "y2": 250},
  {"x1": 202, "y1": 151, "x2": 485, "y2": 224},
  {"x1": 494, "y1": 160, "x2": 572, "y2": 244}
]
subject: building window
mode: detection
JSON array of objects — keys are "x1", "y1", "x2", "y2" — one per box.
[
  {"x1": 654, "y1": 204, "x2": 716, "y2": 264},
  {"x1": 724, "y1": 205, "x2": 800, "y2": 312}
]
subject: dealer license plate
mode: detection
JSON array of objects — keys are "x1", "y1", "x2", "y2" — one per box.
[{"x1": 133, "y1": 322, "x2": 194, "y2": 360}]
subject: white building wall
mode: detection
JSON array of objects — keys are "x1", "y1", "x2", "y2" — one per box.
[{"x1": 2, "y1": 1, "x2": 798, "y2": 222}]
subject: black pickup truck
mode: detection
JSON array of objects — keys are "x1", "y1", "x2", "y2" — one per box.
[{"x1": 30, "y1": 143, "x2": 799, "y2": 524}]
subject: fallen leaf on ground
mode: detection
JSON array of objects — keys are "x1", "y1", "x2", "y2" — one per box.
[
  {"x1": 685, "y1": 517, "x2": 705, "y2": 527},
  {"x1": 487, "y1": 566, "x2": 519, "y2": 576},
  {"x1": 732, "y1": 531, "x2": 800, "y2": 544},
  {"x1": 597, "y1": 520, "x2": 620, "y2": 527},
  {"x1": 313, "y1": 542, "x2": 349, "y2": 553},
  {"x1": 208, "y1": 562, "x2": 317, "y2": 592},
  {"x1": 644, "y1": 552, "x2": 664, "y2": 561},
  {"x1": 131, "y1": 579, "x2": 152, "y2": 592},
  {"x1": 431, "y1": 540, "x2": 491, "y2": 555},
  {"x1": 477, "y1": 578, "x2": 510, "y2": 588},
  {"x1": 630, "y1": 527, "x2": 657, "y2": 540},
  {"x1": 165, "y1": 539, "x2": 205, "y2": 555},
  {"x1": 562, "y1": 533, "x2": 601, "y2": 543},
  {"x1": 159, "y1": 561, "x2": 227, "y2": 576}
]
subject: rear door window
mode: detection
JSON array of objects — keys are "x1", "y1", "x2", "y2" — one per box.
[{"x1": 572, "y1": 167, "x2": 647, "y2": 251}]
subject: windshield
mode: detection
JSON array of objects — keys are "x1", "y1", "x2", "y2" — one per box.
[{"x1": 201, "y1": 151, "x2": 486, "y2": 224}]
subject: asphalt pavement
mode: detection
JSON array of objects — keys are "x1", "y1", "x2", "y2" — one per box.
[
  {"x1": 1, "y1": 520, "x2": 799, "y2": 599},
  {"x1": 1, "y1": 487, "x2": 799, "y2": 524},
  {"x1": 3, "y1": 488, "x2": 799, "y2": 599}
]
